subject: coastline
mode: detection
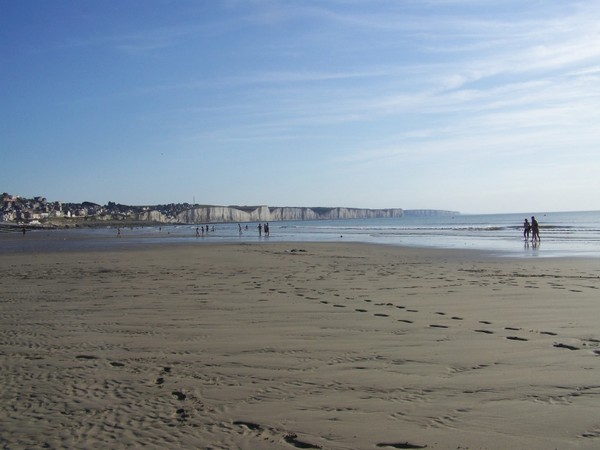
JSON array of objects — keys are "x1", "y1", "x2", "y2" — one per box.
[
  {"x1": 2, "y1": 242, "x2": 600, "y2": 449},
  {"x1": 0, "y1": 219, "x2": 166, "y2": 232},
  {"x1": 3, "y1": 209, "x2": 600, "y2": 258}
]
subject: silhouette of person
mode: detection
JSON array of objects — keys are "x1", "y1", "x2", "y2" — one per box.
[
  {"x1": 523, "y1": 218, "x2": 531, "y2": 241},
  {"x1": 258, "y1": 223, "x2": 262, "y2": 236},
  {"x1": 531, "y1": 216, "x2": 540, "y2": 242}
]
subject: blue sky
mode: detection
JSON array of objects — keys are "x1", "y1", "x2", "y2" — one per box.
[{"x1": 2, "y1": 0, "x2": 599, "y2": 214}]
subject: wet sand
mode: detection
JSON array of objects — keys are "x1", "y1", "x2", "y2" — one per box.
[{"x1": 1, "y1": 242, "x2": 600, "y2": 449}]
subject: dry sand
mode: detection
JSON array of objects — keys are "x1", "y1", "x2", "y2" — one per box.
[{"x1": 1, "y1": 242, "x2": 600, "y2": 449}]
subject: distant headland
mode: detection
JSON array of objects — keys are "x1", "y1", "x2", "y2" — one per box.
[{"x1": 0, "y1": 193, "x2": 459, "y2": 228}]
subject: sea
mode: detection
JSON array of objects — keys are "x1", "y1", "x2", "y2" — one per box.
[{"x1": 2, "y1": 210, "x2": 600, "y2": 258}]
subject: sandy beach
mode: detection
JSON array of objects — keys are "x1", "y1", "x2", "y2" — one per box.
[{"x1": 1, "y1": 242, "x2": 600, "y2": 449}]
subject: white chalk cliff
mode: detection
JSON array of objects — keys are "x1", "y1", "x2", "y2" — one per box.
[{"x1": 176, "y1": 206, "x2": 407, "y2": 224}]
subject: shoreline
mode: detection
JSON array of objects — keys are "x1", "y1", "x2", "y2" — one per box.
[
  {"x1": 2, "y1": 229, "x2": 600, "y2": 260},
  {"x1": 0, "y1": 219, "x2": 167, "y2": 231},
  {"x1": 3, "y1": 210, "x2": 600, "y2": 259},
  {"x1": 2, "y1": 242, "x2": 600, "y2": 449},
  {"x1": 0, "y1": 213, "x2": 600, "y2": 260}
]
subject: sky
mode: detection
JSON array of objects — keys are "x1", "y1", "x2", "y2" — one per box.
[{"x1": 1, "y1": 0, "x2": 599, "y2": 214}]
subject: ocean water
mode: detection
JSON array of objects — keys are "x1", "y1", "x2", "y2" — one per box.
[
  {"x1": 2, "y1": 210, "x2": 600, "y2": 258},
  {"x1": 271, "y1": 210, "x2": 600, "y2": 257}
]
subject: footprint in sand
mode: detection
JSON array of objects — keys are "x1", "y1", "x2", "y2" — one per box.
[
  {"x1": 76, "y1": 355, "x2": 98, "y2": 360},
  {"x1": 429, "y1": 324, "x2": 449, "y2": 328},
  {"x1": 233, "y1": 423, "x2": 321, "y2": 450},
  {"x1": 506, "y1": 336, "x2": 528, "y2": 341},
  {"x1": 479, "y1": 321, "x2": 492, "y2": 325},
  {"x1": 451, "y1": 316, "x2": 463, "y2": 320},
  {"x1": 376, "y1": 442, "x2": 427, "y2": 449},
  {"x1": 157, "y1": 366, "x2": 171, "y2": 385},
  {"x1": 233, "y1": 421, "x2": 262, "y2": 431},
  {"x1": 284, "y1": 433, "x2": 322, "y2": 449},
  {"x1": 355, "y1": 308, "x2": 368, "y2": 312},
  {"x1": 398, "y1": 319, "x2": 413, "y2": 324},
  {"x1": 474, "y1": 329, "x2": 494, "y2": 334},
  {"x1": 553, "y1": 343, "x2": 579, "y2": 351},
  {"x1": 505, "y1": 327, "x2": 521, "y2": 331},
  {"x1": 172, "y1": 391, "x2": 186, "y2": 401},
  {"x1": 374, "y1": 313, "x2": 390, "y2": 317},
  {"x1": 175, "y1": 408, "x2": 188, "y2": 422}
]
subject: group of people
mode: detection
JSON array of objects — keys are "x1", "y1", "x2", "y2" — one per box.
[
  {"x1": 236, "y1": 223, "x2": 271, "y2": 237},
  {"x1": 258, "y1": 222, "x2": 270, "y2": 237},
  {"x1": 523, "y1": 216, "x2": 540, "y2": 243},
  {"x1": 195, "y1": 225, "x2": 215, "y2": 237}
]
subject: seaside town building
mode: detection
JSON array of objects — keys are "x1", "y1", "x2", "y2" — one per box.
[
  {"x1": 0, "y1": 193, "x2": 193, "y2": 226},
  {"x1": 1, "y1": 192, "x2": 457, "y2": 229}
]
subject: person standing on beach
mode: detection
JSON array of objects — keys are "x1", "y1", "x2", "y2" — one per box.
[
  {"x1": 523, "y1": 218, "x2": 531, "y2": 241},
  {"x1": 258, "y1": 223, "x2": 262, "y2": 236},
  {"x1": 531, "y1": 216, "x2": 540, "y2": 242}
]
